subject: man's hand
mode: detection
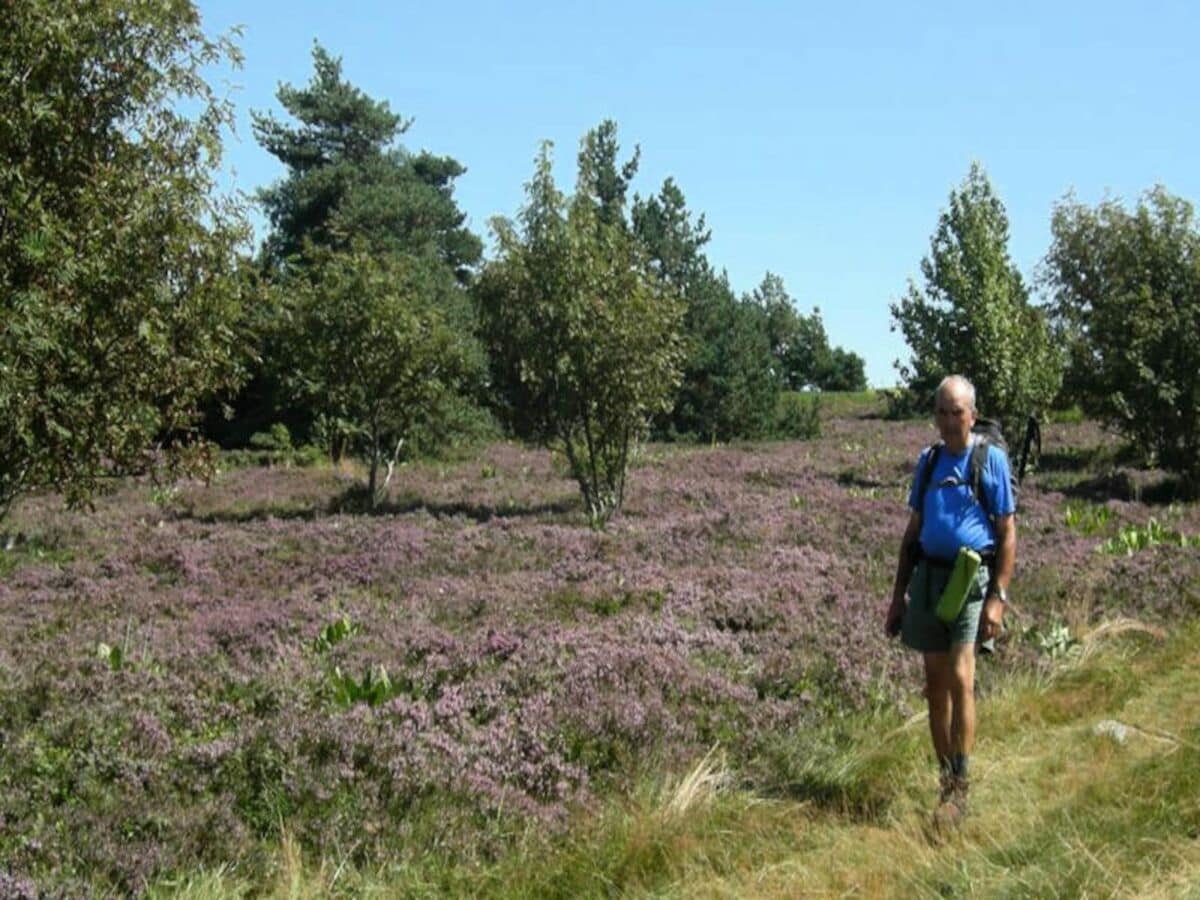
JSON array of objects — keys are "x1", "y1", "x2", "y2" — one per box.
[
  {"x1": 980, "y1": 595, "x2": 1005, "y2": 641},
  {"x1": 885, "y1": 598, "x2": 905, "y2": 638}
]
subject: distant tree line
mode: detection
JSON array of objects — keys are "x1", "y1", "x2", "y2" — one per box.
[{"x1": 2, "y1": 3, "x2": 1197, "y2": 528}]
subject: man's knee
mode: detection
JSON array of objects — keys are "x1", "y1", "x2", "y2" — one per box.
[
  {"x1": 949, "y1": 646, "x2": 976, "y2": 693},
  {"x1": 923, "y1": 679, "x2": 948, "y2": 704},
  {"x1": 923, "y1": 653, "x2": 951, "y2": 693}
]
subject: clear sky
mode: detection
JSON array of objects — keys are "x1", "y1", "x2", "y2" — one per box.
[{"x1": 196, "y1": 0, "x2": 1200, "y2": 387}]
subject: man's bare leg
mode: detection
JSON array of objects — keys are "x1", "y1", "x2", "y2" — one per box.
[
  {"x1": 925, "y1": 647, "x2": 976, "y2": 823},
  {"x1": 923, "y1": 652, "x2": 952, "y2": 761},
  {"x1": 948, "y1": 642, "x2": 976, "y2": 762}
]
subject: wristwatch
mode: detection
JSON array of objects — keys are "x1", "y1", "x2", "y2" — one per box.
[{"x1": 987, "y1": 587, "x2": 1008, "y2": 604}]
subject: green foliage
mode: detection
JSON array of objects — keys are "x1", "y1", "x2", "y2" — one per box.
[
  {"x1": 1098, "y1": 518, "x2": 1200, "y2": 556},
  {"x1": 1047, "y1": 405, "x2": 1085, "y2": 424},
  {"x1": 631, "y1": 178, "x2": 711, "y2": 289},
  {"x1": 399, "y1": 389, "x2": 504, "y2": 462},
  {"x1": 679, "y1": 281, "x2": 779, "y2": 441},
  {"x1": 307, "y1": 613, "x2": 397, "y2": 708},
  {"x1": 312, "y1": 614, "x2": 361, "y2": 654},
  {"x1": 1062, "y1": 501, "x2": 1113, "y2": 536},
  {"x1": 148, "y1": 483, "x2": 181, "y2": 510},
  {"x1": 818, "y1": 346, "x2": 870, "y2": 392},
  {"x1": 633, "y1": 181, "x2": 777, "y2": 442},
  {"x1": 0, "y1": 0, "x2": 253, "y2": 519},
  {"x1": 247, "y1": 424, "x2": 293, "y2": 452},
  {"x1": 769, "y1": 391, "x2": 822, "y2": 440},
  {"x1": 752, "y1": 273, "x2": 867, "y2": 392},
  {"x1": 278, "y1": 246, "x2": 471, "y2": 507},
  {"x1": 815, "y1": 390, "x2": 884, "y2": 419},
  {"x1": 749, "y1": 716, "x2": 904, "y2": 817},
  {"x1": 551, "y1": 587, "x2": 666, "y2": 620},
  {"x1": 229, "y1": 44, "x2": 487, "y2": 459},
  {"x1": 632, "y1": 186, "x2": 865, "y2": 441},
  {"x1": 1044, "y1": 187, "x2": 1200, "y2": 479},
  {"x1": 219, "y1": 443, "x2": 324, "y2": 471},
  {"x1": 880, "y1": 385, "x2": 926, "y2": 420},
  {"x1": 476, "y1": 125, "x2": 686, "y2": 526},
  {"x1": 891, "y1": 162, "x2": 1062, "y2": 424},
  {"x1": 96, "y1": 642, "x2": 125, "y2": 673},
  {"x1": 0, "y1": 534, "x2": 74, "y2": 579},
  {"x1": 252, "y1": 43, "x2": 481, "y2": 277},
  {"x1": 1023, "y1": 621, "x2": 1079, "y2": 659},
  {"x1": 95, "y1": 621, "x2": 140, "y2": 672},
  {"x1": 329, "y1": 665, "x2": 400, "y2": 709},
  {"x1": 264, "y1": 430, "x2": 319, "y2": 466}
]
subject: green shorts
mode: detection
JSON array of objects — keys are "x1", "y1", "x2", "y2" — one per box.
[{"x1": 901, "y1": 558, "x2": 991, "y2": 653}]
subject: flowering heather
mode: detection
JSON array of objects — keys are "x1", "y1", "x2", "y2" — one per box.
[{"x1": 1, "y1": 412, "x2": 1197, "y2": 893}]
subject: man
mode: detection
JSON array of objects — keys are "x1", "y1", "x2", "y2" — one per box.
[{"x1": 884, "y1": 375, "x2": 1016, "y2": 824}]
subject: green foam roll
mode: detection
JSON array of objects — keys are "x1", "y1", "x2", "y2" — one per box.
[{"x1": 936, "y1": 547, "x2": 982, "y2": 625}]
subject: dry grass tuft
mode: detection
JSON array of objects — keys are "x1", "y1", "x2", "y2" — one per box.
[
  {"x1": 659, "y1": 744, "x2": 730, "y2": 819},
  {"x1": 1080, "y1": 616, "x2": 1167, "y2": 646}
]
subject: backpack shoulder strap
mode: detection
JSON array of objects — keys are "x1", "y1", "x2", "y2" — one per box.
[
  {"x1": 918, "y1": 442, "x2": 943, "y2": 508},
  {"x1": 969, "y1": 436, "x2": 991, "y2": 517}
]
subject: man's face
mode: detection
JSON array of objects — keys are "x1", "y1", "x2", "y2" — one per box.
[{"x1": 934, "y1": 387, "x2": 975, "y2": 448}]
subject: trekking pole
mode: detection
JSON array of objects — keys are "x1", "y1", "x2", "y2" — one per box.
[{"x1": 1017, "y1": 415, "x2": 1041, "y2": 484}]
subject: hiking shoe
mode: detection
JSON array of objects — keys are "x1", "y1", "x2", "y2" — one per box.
[
  {"x1": 934, "y1": 775, "x2": 969, "y2": 829},
  {"x1": 938, "y1": 770, "x2": 956, "y2": 805}
]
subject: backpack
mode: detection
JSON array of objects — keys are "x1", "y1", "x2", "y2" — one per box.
[{"x1": 917, "y1": 416, "x2": 1040, "y2": 517}]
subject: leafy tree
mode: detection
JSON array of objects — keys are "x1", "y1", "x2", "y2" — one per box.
[
  {"x1": 252, "y1": 43, "x2": 481, "y2": 276},
  {"x1": 477, "y1": 132, "x2": 685, "y2": 525},
  {"x1": 632, "y1": 181, "x2": 776, "y2": 441},
  {"x1": 578, "y1": 119, "x2": 640, "y2": 229},
  {"x1": 232, "y1": 44, "x2": 486, "y2": 455},
  {"x1": 1044, "y1": 187, "x2": 1200, "y2": 477},
  {"x1": 279, "y1": 246, "x2": 467, "y2": 507},
  {"x1": 0, "y1": 0, "x2": 251, "y2": 519},
  {"x1": 751, "y1": 273, "x2": 867, "y2": 392},
  {"x1": 667, "y1": 278, "x2": 776, "y2": 442},
  {"x1": 891, "y1": 163, "x2": 1061, "y2": 424},
  {"x1": 755, "y1": 272, "x2": 821, "y2": 390},
  {"x1": 631, "y1": 178, "x2": 710, "y2": 289},
  {"x1": 818, "y1": 346, "x2": 869, "y2": 392}
]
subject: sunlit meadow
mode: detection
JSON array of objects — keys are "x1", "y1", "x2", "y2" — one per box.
[{"x1": 1, "y1": 401, "x2": 1197, "y2": 896}]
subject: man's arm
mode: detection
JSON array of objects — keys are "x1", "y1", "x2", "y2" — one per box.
[
  {"x1": 981, "y1": 513, "x2": 1015, "y2": 641},
  {"x1": 885, "y1": 510, "x2": 922, "y2": 637}
]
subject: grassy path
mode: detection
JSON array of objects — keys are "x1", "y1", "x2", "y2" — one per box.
[{"x1": 667, "y1": 621, "x2": 1200, "y2": 899}]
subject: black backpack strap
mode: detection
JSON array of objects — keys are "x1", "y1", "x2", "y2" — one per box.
[
  {"x1": 918, "y1": 443, "x2": 942, "y2": 508},
  {"x1": 968, "y1": 437, "x2": 990, "y2": 517}
]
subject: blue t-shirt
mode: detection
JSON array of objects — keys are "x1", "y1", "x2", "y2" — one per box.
[{"x1": 907, "y1": 438, "x2": 1015, "y2": 561}]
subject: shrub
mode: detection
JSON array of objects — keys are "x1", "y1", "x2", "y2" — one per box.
[
  {"x1": 770, "y1": 391, "x2": 822, "y2": 440},
  {"x1": 248, "y1": 424, "x2": 293, "y2": 453},
  {"x1": 1045, "y1": 187, "x2": 1200, "y2": 480}
]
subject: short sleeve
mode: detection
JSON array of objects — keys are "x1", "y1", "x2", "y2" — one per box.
[
  {"x1": 908, "y1": 448, "x2": 930, "y2": 512},
  {"x1": 985, "y1": 445, "x2": 1016, "y2": 516}
]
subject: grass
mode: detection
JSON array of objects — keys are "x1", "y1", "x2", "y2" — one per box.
[
  {"x1": 0, "y1": 533, "x2": 75, "y2": 577},
  {"x1": 147, "y1": 618, "x2": 1200, "y2": 898},
  {"x1": 815, "y1": 390, "x2": 885, "y2": 419}
]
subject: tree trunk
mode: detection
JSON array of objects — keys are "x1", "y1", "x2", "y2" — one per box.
[{"x1": 367, "y1": 431, "x2": 380, "y2": 511}]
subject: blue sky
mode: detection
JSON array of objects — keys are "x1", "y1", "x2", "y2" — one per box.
[{"x1": 197, "y1": 0, "x2": 1199, "y2": 387}]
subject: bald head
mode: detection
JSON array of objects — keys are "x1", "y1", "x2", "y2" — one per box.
[
  {"x1": 934, "y1": 375, "x2": 977, "y2": 451},
  {"x1": 935, "y1": 375, "x2": 977, "y2": 414}
]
